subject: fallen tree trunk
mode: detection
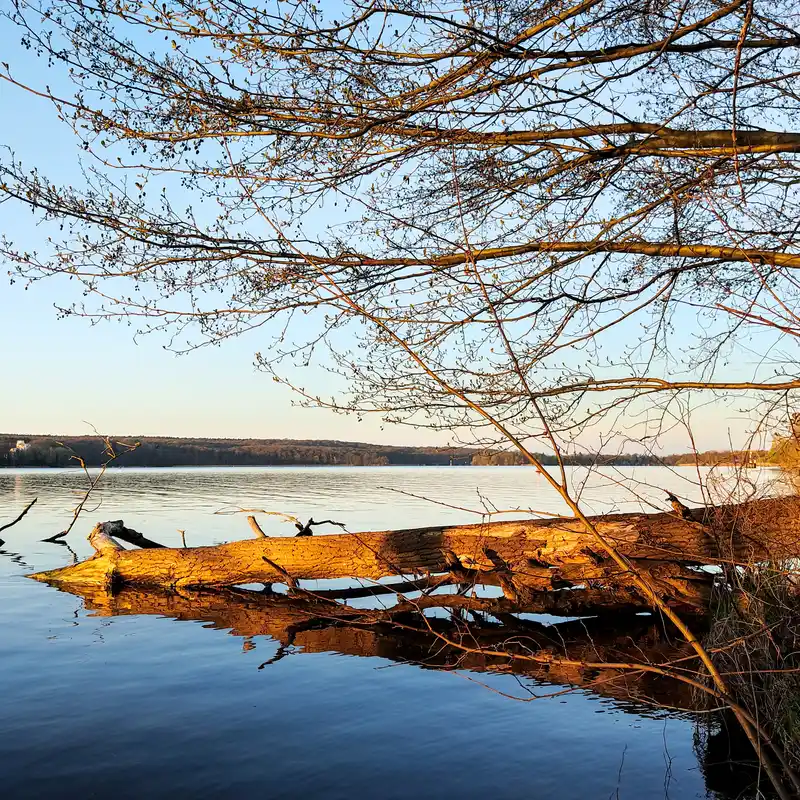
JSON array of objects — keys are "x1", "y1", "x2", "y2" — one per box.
[{"x1": 28, "y1": 496, "x2": 800, "y2": 609}]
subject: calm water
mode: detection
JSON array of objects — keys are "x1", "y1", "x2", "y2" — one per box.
[{"x1": 0, "y1": 466, "x2": 782, "y2": 798}]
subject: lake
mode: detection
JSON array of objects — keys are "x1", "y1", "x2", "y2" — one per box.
[{"x1": 0, "y1": 465, "x2": 782, "y2": 798}]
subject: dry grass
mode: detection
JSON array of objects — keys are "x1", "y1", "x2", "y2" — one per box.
[{"x1": 699, "y1": 563, "x2": 800, "y2": 773}]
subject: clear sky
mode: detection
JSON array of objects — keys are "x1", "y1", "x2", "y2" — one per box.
[
  {"x1": 0, "y1": 26, "x2": 444, "y2": 445},
  {"x1": 0, "y1": 21, "x2": 768, "y2": 453}
]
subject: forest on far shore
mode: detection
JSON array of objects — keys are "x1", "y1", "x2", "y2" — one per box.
[{"x1": 0, "y1": 434, "x2": 770, "y2": 469}]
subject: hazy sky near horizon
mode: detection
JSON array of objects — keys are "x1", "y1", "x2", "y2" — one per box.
[{"x1": 0, "y1": 17, "x2": 773, "y2": 453}]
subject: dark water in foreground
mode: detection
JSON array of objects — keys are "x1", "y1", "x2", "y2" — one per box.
[{"x1": 0, "y1": 466, "x2": 775, "y2": 798}]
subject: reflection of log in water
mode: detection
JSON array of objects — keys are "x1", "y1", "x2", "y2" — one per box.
[
  {"x1": 56, "y1": 581, "x2": 697, "y2": 714},
  {"x1": 46, "y1": 580, "x2": 772, "y2": 799}
]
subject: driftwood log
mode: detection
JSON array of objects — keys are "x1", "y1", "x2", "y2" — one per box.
[{"x1": 28, "y1": 496, "x2": 800, "y2": 615}]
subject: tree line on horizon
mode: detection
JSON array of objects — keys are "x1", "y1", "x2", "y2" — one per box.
[{"x1": 0, "y1": 434, "x2": 769, "y2": 469}]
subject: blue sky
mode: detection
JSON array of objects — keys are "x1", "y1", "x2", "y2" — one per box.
[
  {"x1": 0, "y1": 24, "x2": 438, "y2": 445},
  {"x1": 0, "y1": 18, "x2": 771, "y2": 452}
]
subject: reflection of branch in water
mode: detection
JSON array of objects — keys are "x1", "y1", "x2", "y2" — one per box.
[
  {"x1": 44, "y1": 537, "x2": 80, "y2": 564},
  {"x1": 0, "y1": 546, "x2": 35, "y2": 572},
  {"x1": 259, "y1": 635, "x2": 298, "y2": 669},
  {"x1": 613, "y1": 743, "x2": 628, "y2": 800}
]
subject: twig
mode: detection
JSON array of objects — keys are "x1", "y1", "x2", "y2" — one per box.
[
  {"x1": 294, "y1": 518, "x2": 347, "y2": 536},
  {"x1": 41, "y1": 530, "x2": 69, "y2": 543},
  {"x1": 45, "y1": 434, "x2": 139, "y2": 542},
  {"x1": 0, "y1": 497, "x2": 38, "y2": 538},
  {"x1": 378, "y1": 486, "x2": 560, "y2": 517}
]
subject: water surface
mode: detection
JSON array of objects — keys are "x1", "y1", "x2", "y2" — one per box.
[{"x1": 0, "y1": 466, "x2": 779, "y2": 798}]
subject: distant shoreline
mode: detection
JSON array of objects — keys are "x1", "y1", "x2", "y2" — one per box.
[
  {"x1": 0, "y1": 463, "x2": 773, "y2": 470},
  {"x1": 1, "y1": 433, "x2": 768, "y2": 470}
]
